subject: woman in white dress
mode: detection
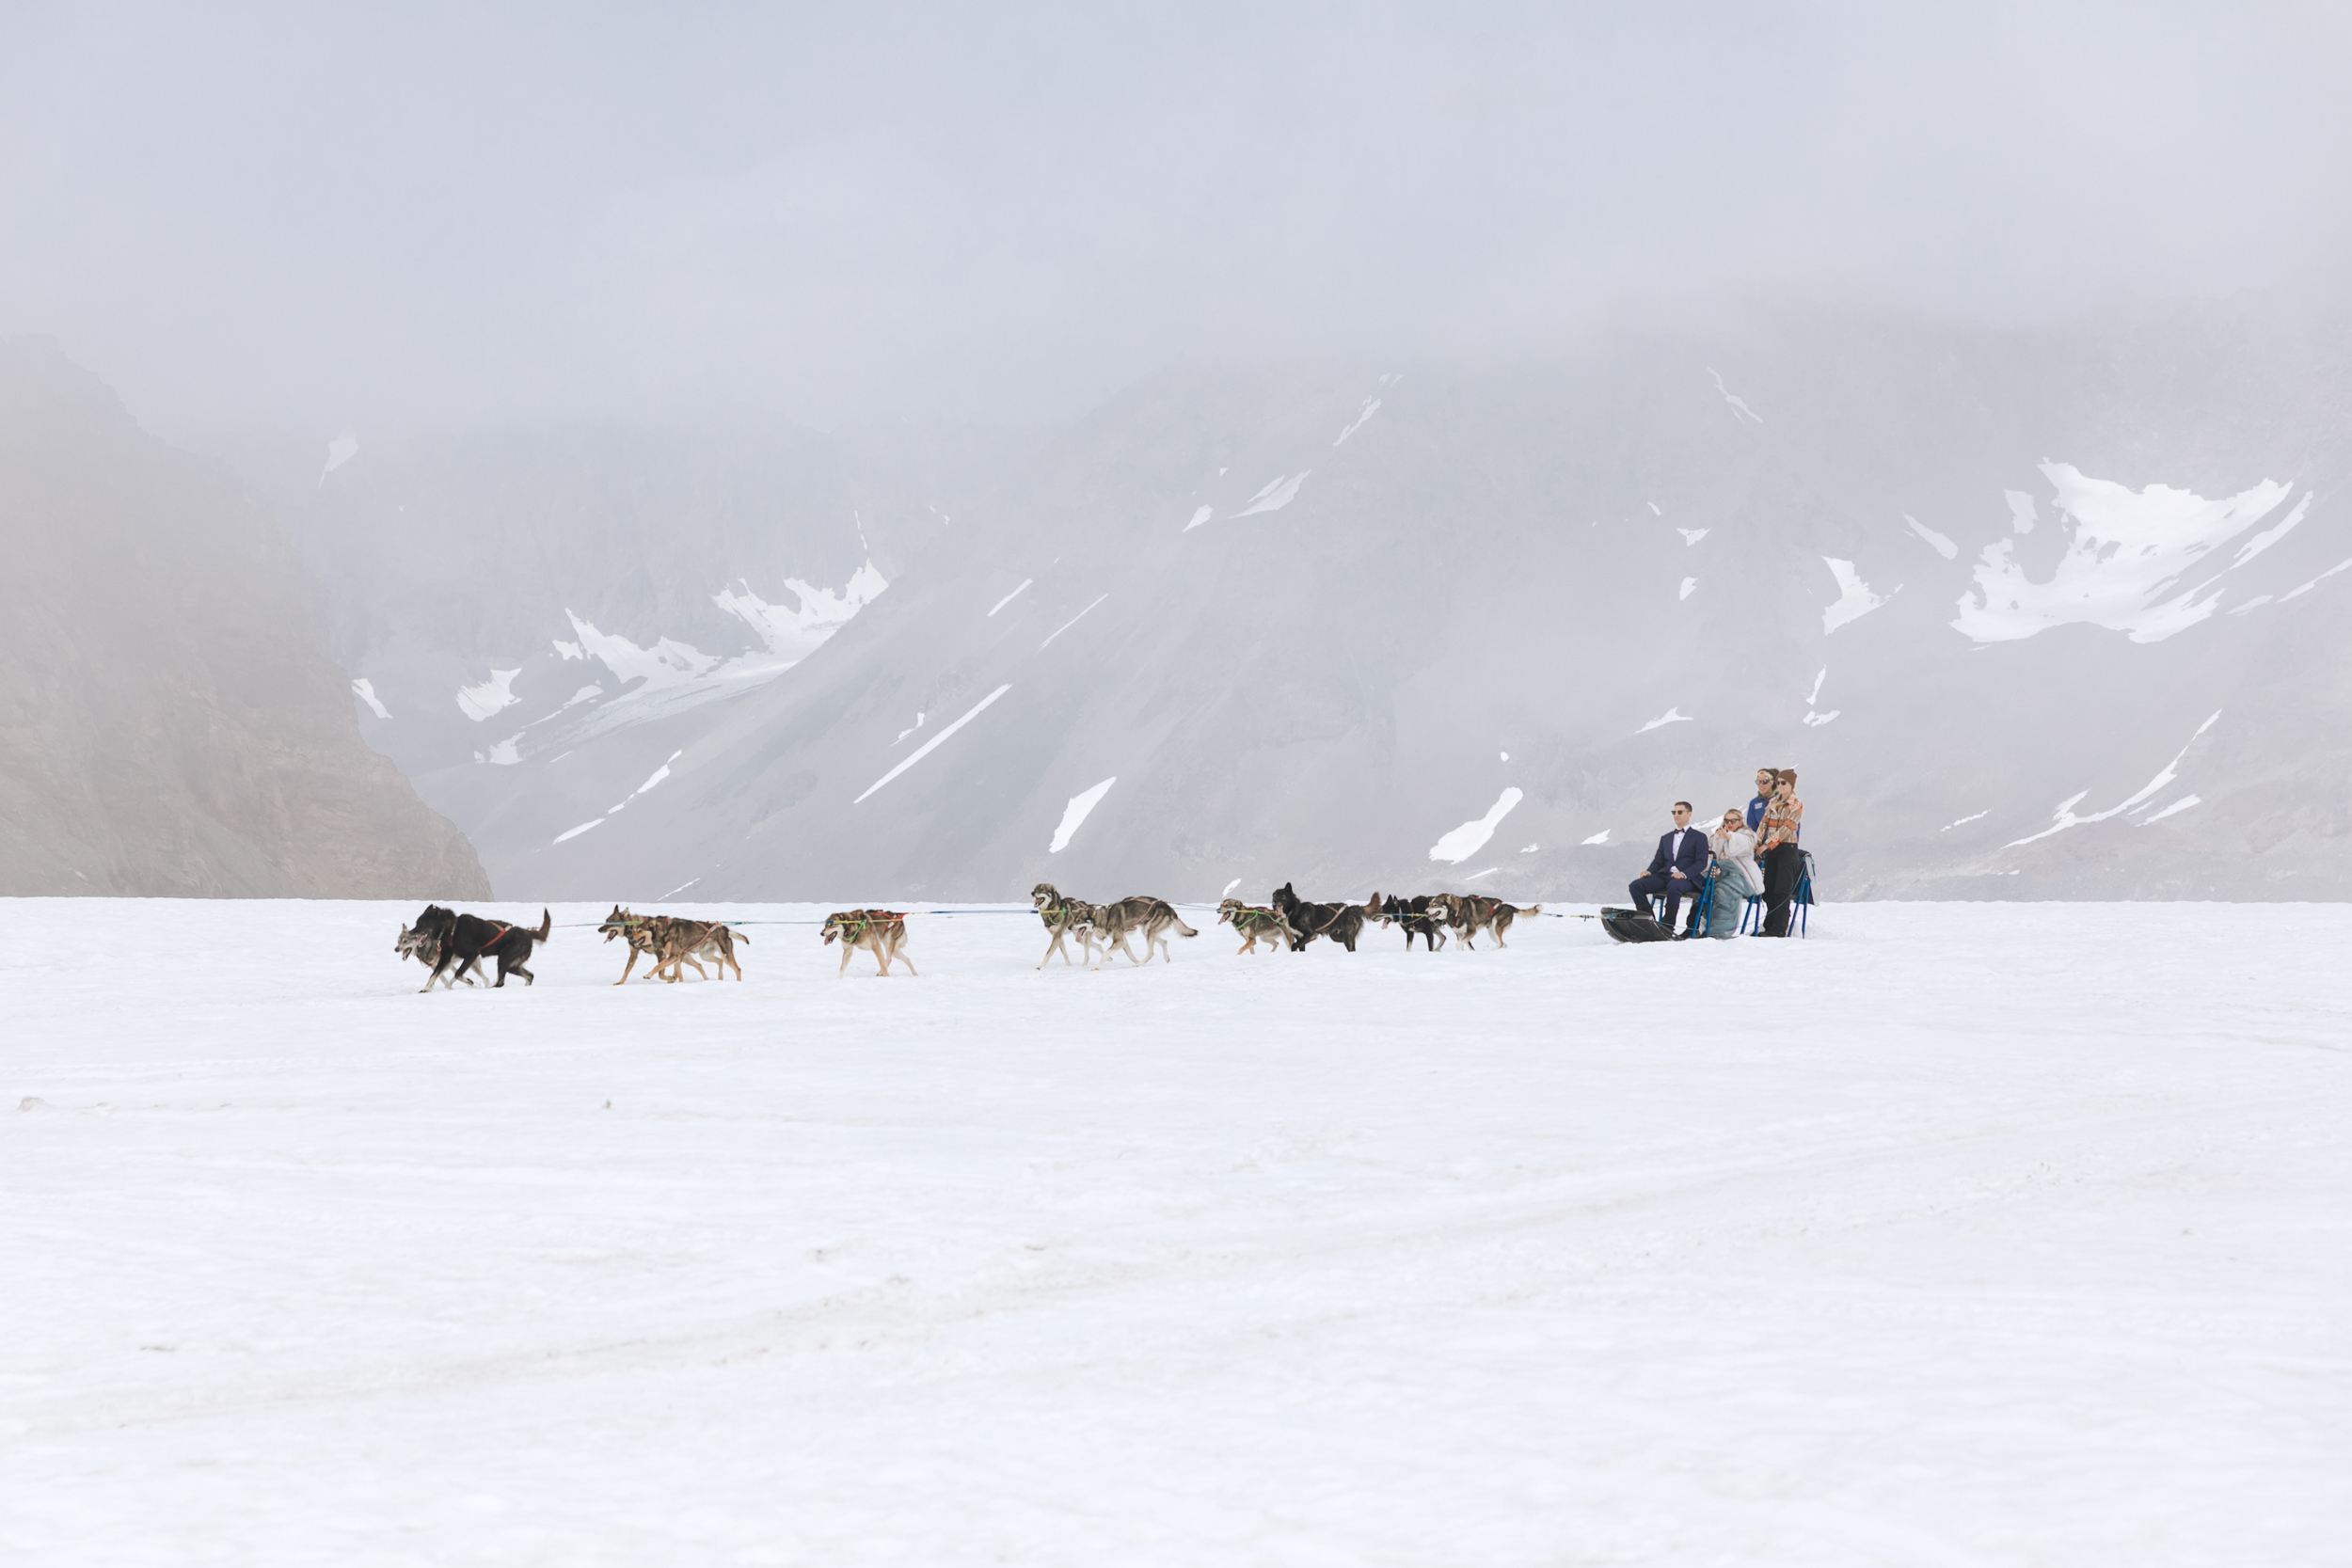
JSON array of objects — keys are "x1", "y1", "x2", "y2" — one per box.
[{"x1": 1706, "y1": 808, "x2": 1760, "y2": 939}]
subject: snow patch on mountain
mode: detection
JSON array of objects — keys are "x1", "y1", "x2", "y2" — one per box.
[
  {"x1": 318, "y1": 430, "x2": 358, "y2": 486},
  {"x1": 1333, "y1": 399, "x2": 1381, "y2": 446},
  {"x1": 987, "y1": 579, "x2": 1032, "y2": 616},
  {"x1": 855, "y1": 686, "x2": 1012, "y2": 805},
  {"x1": 2007, "y1": 711, "x2": 2221, "y2": 847},
  {"x1": 351, "y1": 678, "x2": 390, "y2": 720},
  {"x1": 631, "y1": 752, "x2": 681, "y2": 798},
  {"x1": 1709, "y1": 369, "x2": 1764, "y2": 424},
  {"x1": 1429, "y1": 787, "x2": 1523, "y2": 863},
  {"x1": 565, "y1": 612, "x2": 719, "y2": 692},
  {"x1": 1183, "y1": 506, "x2": 1213, "y2": 532},
  {"x1": 1957, "y1": 467, "x2": 2295, "y2": 645},
  {"x1": 1904, "y1": 515, "x2": 1958, "y2": 559},
  {"x1": 498, "y1": 562, "x2": 893, "y2": 762},
  {"x1": 1040, "y1": 595, "x2": 1107, "y2": 649},
  {"x1": 713, "y1": 562, "x2": 887, "y2": 664},
  {"x1": 1677, "y1": 528, "x2": 1708, "y2": 546},
  {"x1": 456, "y1": 668, "x2": 522, "y2": 722},
  {"x1": 2231, "y1": 494, "x2": 2310, "y2": 568},
  {"x1": 1637, "y1": 707, "x2": 1692, "y2": 734},
  {"x1": 1823, "y1": 559, "x2": 1898, "y2": 633},
  {"x1": 2280, "y1": 556, "x2": 2352, "y2": 603},
  {"x1": 1049, "y1": 778, "x2": 1118, "y2": 853},
  {"x1": 1235, "y1": 472, "x2": 1310, "y2": 516}
]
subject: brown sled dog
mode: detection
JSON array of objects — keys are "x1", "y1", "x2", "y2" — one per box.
[
  {"x1": 598, "y1": 907, "x2": 748, "y2": 983},
  {"x1": 1427, "y1": 894, "x2": 1542, "y2": 949},
  {"x1": 1030, "y1": 883, "x2": 1104, "y2": 969},
  {"x1": 1216, "y1": 898, "x2": 1297, "y2": 955},
  {"x1": 1090, "y1": 895, "x2": 1198, "y2": 966},
  {"x1": 822, "y1": 909, "x2": 916, "y2": 976}
]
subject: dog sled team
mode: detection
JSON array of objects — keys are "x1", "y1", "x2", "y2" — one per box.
[{"x1": 395, "y1": 878, "x2": 1544, "y2": 992}]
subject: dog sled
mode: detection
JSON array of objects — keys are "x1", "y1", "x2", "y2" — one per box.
[{"x1": 1597, "y1": 907, "x2": 1676, "y2": 943}]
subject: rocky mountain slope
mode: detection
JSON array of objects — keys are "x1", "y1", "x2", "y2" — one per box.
[
  {"x1": 273, "y1": 303, "x2": 2352, "y2": 905},
  {"x1": 0, "y1": 338, "x2": 488, "y2": 897}
]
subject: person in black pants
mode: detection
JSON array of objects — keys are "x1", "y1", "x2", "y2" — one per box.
[
  {"x1": 1629, "y1": 801, "x2": 1710, "y2": 937},
  {"x1": 1755, "y1": 769, "x2": 1805, "y2": 936}
]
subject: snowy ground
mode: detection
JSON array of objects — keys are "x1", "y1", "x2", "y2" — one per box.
[{"x1": 3, "y1": 898, "x2": 2347, "y2": 1565}]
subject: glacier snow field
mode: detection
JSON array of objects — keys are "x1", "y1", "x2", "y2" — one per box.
[{"x1": 3, "y1": 898, "x2": 2347, "y2": 1565}]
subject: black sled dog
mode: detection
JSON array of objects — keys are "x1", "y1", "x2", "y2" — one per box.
[
  {"x1": 1271, "y1": 882, "x2": 1369, "y2": 952},
  {"x1": 411, "y1": 905, "x2": 551, "y2": 990}
]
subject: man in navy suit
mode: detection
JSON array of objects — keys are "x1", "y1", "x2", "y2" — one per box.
[{"x1": 1629, "y1": 801, "x2": 1711, "y2": 936}]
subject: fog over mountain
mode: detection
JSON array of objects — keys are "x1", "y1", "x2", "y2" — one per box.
[
  {"x1": 6, "y1": 8, "x2": 2352, "y2": 903},
  {"x1": 241, "y1": 301, "x2": 2352, "y2": 903}
]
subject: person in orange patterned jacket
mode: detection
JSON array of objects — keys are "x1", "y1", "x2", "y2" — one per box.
[{"x1": 1756, "y1": 769, "x2": 1805, "y2": 937}]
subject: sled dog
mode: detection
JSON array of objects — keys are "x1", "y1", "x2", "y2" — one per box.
[
  {"x1": 1030, "y1": 884, "x2": 1104, "y2": 969},
  {"x1": 409, "y1": 905, "x2": 551, "y2": 990},
  {"x1": 1216, "y1": 898, "x2": 1298, "y2": 955},
  {"x1": 598, "y1": 907, "x2": 748, "y2": 983},
  {"x1": 395, "y1": 924, "x2": 484, "y2": 988},
  {"x1": 1365, "y1": 893, "x2": 1448, "y2": 952},
  {"x1": 1481, "y1": 899, "x2": 1539, "y2": 947},
  {"x1": 1269, "y1": 883, "x2": 1369, "y2": 952},
  {"x1": 1425, "y1": 895, "x2": 1541, "y2": 949},
  {"x1": 1090, "y1": 895, "x2": 1197, "y2": 966},
  {"x1": 822, "y1": 910, "x2": 915, "y2": 976}
]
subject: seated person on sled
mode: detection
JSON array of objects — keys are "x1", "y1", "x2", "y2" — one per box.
[{"x1": 1629, "y1": 801, "x2": 1710, "y2": 937}]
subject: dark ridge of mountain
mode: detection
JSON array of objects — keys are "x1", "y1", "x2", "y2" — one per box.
[
  {"x1": 0, "y1": 337, "x2": 490, "y2": 898},
  {"x1": 268, "y1": 301, "x2": 2352, "y2": 905}
]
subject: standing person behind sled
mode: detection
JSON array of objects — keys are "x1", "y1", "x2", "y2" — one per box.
[
  {"x1": 1628, "y1": 801, "x2": 1709, "y2": 939},
  {"x1": 1704, "y1": 807, "x2": 1761, "y2": 940},
  {"x1": 1746, "y1": 767, "x2": 1777, "y2": 832},
  {"x1": 1756, "y1": 769, "x2": 1805, "y2": 937}
]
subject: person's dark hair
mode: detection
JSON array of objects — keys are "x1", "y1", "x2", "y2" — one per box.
[{"x1": 1674, "y1": 800, "x2": 1692, "y2": 812}]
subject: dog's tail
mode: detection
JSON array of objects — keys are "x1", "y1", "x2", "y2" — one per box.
[
  {"x1": 534, "y1": 908, "x2": 552, "y2": 942},
  {"x1": 733, "y1": 927, "x2": 751, "y2": 944},
  {"x1": 1520, "y1": 904, "x2": 1542, "y2": 917},
  {"x1": 1173, "y1": 916, "x2": 1198, "y2": 938}
]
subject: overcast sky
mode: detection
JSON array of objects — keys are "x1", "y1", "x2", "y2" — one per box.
[{"x1": 5, "y1": 2, "x2": 2348, "y2": 436}]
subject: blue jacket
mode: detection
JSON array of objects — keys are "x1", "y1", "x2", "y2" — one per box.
[
  {"x1": 1746, "y1": 794, "x2": 1770, "y2": 831},
  {"x1": 1645, "y1": 827, "x2": 1711, "y2": 884}
]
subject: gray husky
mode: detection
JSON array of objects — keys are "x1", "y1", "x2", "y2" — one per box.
[
  {"x1": 1090, "y1": 895, "x2": 1198, "y2": 966},
  {"x1": 395, "y1": 924, "x2": 483, "y2": 989},
  {"x1": 1427, "y1": 894, "x2": 1542, "y2": 949},
  {"x1": 1216, "y1": 898, "x2": 1297, "y2": 955},
  {"x1": 1030, "y1": 883, "x2": 1104, "y2": 969}
]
